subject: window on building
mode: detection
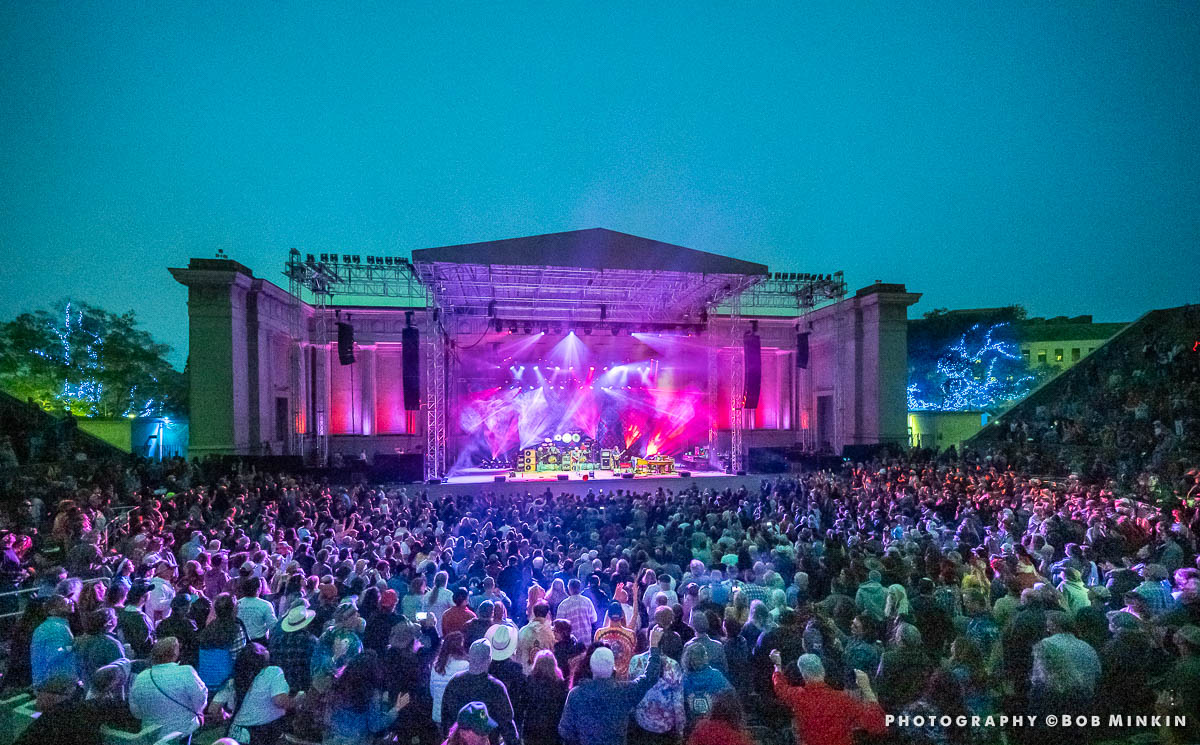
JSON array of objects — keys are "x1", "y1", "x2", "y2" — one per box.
[
  {"x1": 1071, "y1": 348, "x2": 1081, "y2": 361},
  {"x1": 1022, "y1": 349, "x2": 1030, "y2": 362},
  {"x1": 1038, "y1": 350, "x2": 1047, "y2": 364},
  {"x1": 1055, "y1": 348, "x2": 1064, "y2": 362},
  {"x1": 1088, "y1": 348, "x2": 1095, "y2": 354}
]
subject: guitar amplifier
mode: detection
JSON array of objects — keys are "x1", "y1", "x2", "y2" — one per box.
[{"x1": 521, "y1": 449, "x2": 537, "y2": 472}]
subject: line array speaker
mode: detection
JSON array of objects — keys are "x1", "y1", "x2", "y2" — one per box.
[
  {"x1": 743, "y1": 332, "x2": 761, "y2": 409},
  {"x1": 402, "y1": 326, "x2": 420, "y2": 411}
]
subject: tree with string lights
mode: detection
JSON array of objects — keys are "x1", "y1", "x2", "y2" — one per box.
[
  {"x1": 0, "y1": 300, "x2": 185, "y2": 418},
  {"x1": 907, "y1": 321, "x2": 1041, "y2": 412}
]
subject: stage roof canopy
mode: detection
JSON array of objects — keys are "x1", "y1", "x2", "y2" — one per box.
[{"x1": 411, "y1": 228, "x2": 766, "y2": 326}]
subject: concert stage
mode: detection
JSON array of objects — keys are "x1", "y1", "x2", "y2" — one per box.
[
  {"x1": 427, "y1": 470, "x2": 767, "y2": 498},
  {"x1": 174, "y1": 229, "x2": 921, "y2": 477},
  {"x1": 444, "y1": 466, "x2": 730, "y2": 485}
]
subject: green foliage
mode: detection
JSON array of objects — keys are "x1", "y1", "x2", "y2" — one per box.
[{"x1": 0, "y1": 300, "x2": 186, "y2": 418}]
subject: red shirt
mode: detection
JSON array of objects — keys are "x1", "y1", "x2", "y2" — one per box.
[
  {"x1": 688, "y1": 719, "x2": 754, "y2": 745},
  {"x1": 773, "y1": 671, "x2": 887, "y2": 745},
  {"x1": 441, "y1": 604, "x2": 475, "y2": 637}
]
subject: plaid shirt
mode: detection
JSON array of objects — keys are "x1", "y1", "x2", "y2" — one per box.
[
  {"x1": 556, "y1": 594, "x2": 598, "y2": 645},
  {"x1": 269, "y1": 628, "x2": 316, "y2": 691},
  {"x1": 737, "y1": 582, "x2": 771, "y2": 606},
  {"x1": 1134, "y1": 580, "x2": 1178, "y2": 616}
]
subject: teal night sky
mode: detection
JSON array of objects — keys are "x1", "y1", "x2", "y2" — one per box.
[{"x1": 2, "y1": 3, "x2": 1197, "y2": 366}]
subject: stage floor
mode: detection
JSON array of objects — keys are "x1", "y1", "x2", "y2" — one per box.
[{"x1": 444, "y1": 466, "x2": 728, "y2": 485}]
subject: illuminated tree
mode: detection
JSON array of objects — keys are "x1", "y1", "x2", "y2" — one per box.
[
  {"x1": 907, "y1": 322, "x2": 1037, "y2": 412},
  {"x1": 0, "y1": 300, "x2": 185, "y2": 417}
]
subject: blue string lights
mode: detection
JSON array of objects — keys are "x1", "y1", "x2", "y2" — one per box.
[
  {"x1": 30, "y1": 301, "x2": 165, "y2": 418},
  {"x1": 907, "y1": 322, "x2": 1035, "y2": 411}
]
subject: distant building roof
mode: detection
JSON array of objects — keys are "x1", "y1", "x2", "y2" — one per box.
[{"x1": 1017, "y1": 320, "x2": 1126, "y2": 343}]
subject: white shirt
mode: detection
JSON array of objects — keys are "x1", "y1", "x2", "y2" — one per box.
[
  {"x1": 429, "y1": 658, "x2": 469, "y2": 723},
  {"x1": 130, "y1": 662, "x2": 208, "y2": 736},
  {"x1": 237, "y1": 596, "x2": 278, "y2": 641},
  {"x1": 146, "y1": 577, "x2": 176, "y2": 622},
  {"x1": 214, "y1": 665, "x2": 289, "y2": 736}
]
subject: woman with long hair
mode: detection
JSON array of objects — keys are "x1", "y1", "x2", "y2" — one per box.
[
  {"x1": 424, "y1": 571, "x2": 453, "y2": 633},
  {"x1": 207, "y1": 642, "x2": 301, "y2": 744},
  {"x1": 545, "y1": 578, "x2": 568, "y2": 616},
  {"x1": 519, "y1": 650, "x2": 567, "y2": 745},
  {"x1": 326, "y1": 650, "x2": 409, "y2": 745},
  {"x1": 75, "y1": 578, "x2": 107, "y2": 620},
  {"x1": 429, "y1": 632, "x2": 470, "y2": 730},
  {"x1": 75, "y1": 608, "x2": 126, "y2": 691},
  {"x1": 402, "y1": 576, "x2": 427, "y2": 620},
  {"x1": 526, "y1": 583, "x2": 546, "y2": 617},
  {"x1": 197, "y1": 593, "x2": 248, "y2": 690},
  {"x1": 177, "y1": 560, "x2": 205, "y2": 597}
]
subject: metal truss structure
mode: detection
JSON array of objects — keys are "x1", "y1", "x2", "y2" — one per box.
[
  {"x1": 731, "y1": 271, "x2": 848, "y2": 312},
  {"x1": 410, "y1": 262, "x2": 760, "y2": 335},
  {"x1": 728, "y1": 294, "x2": 745, "y2": 473},
  {"x1": 424, "y1": 311, "x2": 447, "y2": 481},
  {"x1": 284, "y1": 251, "x2": 427, "y2": 467}
]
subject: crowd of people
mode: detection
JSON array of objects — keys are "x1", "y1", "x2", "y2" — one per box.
[
  {"x1": 979, "y1": 305, "x2": 1200, "y2": 492},
  {"x1": 1, "y1": 442, "x2": 1198, "y2": 745}
]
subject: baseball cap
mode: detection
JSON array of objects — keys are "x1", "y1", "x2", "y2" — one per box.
[
  {"x1": 379, "y1": 589, "x2": 398, "y2": 610},
  {"x1": 456, "y1": 702, "x2": 498, "y2": 736},
  {"x1": 468, "y1": 639, "x2": 493, "y2": 670},
  {"x1": 333, "y1": 602, "x2": 359, "y2": 623}
]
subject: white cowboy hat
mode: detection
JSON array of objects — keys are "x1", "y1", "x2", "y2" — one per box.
[{"x1": 484, "y1": 624, "x2": 516, "y2": 661}]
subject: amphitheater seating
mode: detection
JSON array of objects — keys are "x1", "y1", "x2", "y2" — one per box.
[{"x1": 973, "y1": 304, "x2": 1200, "y2": 484}]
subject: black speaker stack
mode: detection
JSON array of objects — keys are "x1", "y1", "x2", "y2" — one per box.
[
  {"x1": 402, "y1": 324, "x2": 420, "y2": 411},
  {"x1": 337, "y1": 322, "x2": 355, "y2": 365},
  {"x1": 796, "y1": 332, "x2": 809, "y2": 369},
  {"x1": 743, "y1": 332, "x2": 761, "y2": 409}
]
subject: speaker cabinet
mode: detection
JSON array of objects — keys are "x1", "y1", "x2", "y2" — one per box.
[{"x1": 743, "y1": 332, "x2": 761, "y2": 409}]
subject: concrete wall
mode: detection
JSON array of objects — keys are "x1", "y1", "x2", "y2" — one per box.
[
  {"x1": 908, "y1": 410, "x2": 987, "y2": 450},
  {"x1": 76, "y1": 418, "x2": 189, "y2": 459},
  {"x1": 76, "y1": 419, "x2": 132, "y2": 452}
]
